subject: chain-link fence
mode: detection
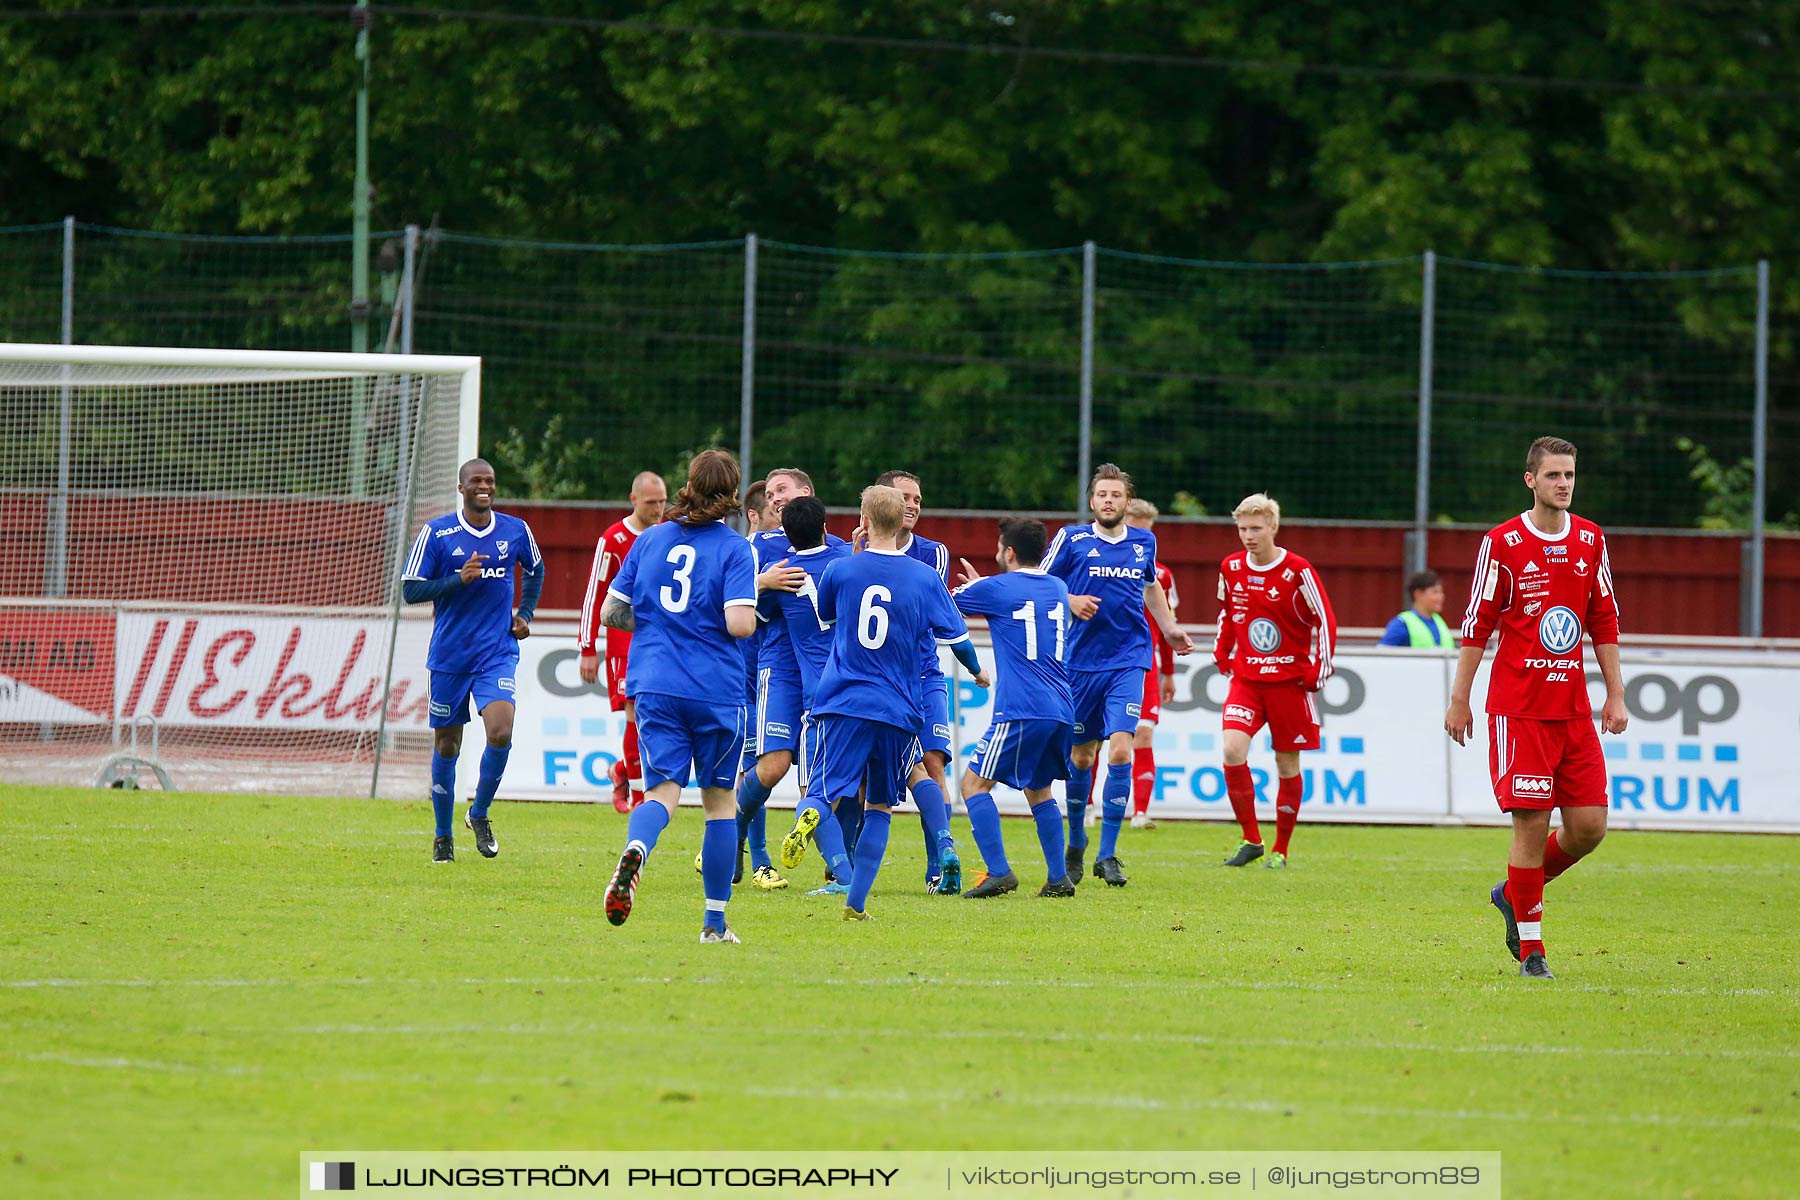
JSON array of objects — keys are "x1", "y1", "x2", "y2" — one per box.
[{"x1": 2, "y1": 220, "x2": 1790, "y2": 627}]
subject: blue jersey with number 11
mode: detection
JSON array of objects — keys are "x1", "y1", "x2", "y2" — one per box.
[
  {"x1": 954, "y1": 570, "x2": 1073, "y2": 723},
  {"x1": 609, "y1": 520, "x2": 757, "y2": 703}
]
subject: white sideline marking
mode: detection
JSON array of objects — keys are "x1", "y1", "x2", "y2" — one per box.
[
  {"x1": 5, "y1": 975, "x2": 1790, "y2": 999},
  {"x1": 8, "y1": 1052, "x2": 1792, "y2": 1132}
]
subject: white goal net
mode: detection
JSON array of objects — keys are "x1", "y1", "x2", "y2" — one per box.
[{"x1": 0, "y1": 343, "x2": 478, "y2": 798}]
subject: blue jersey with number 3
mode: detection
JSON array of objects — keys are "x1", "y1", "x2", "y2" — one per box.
[
  {"x1": 609, "y1": 520, "x2": 757, "y2": 703},
  {"x1": 810, "y1": 549, "x2": 968, "y2": 732},
  {"x1": 954, "y1": 570, "x2": 1073, "y2": 723}
]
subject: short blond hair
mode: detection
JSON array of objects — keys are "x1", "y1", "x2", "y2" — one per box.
[
  {"x1": 861, "y1": 484, "x2": 906, "y2": 538},
  {"x1": 1125, "y1": 498, "x2": 1158, "y2": 521},
  {"x1": 1232, "y1": 493, "x2": 1281, "y2": 526}
]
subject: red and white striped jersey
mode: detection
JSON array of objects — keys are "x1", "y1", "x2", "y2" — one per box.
[
  {"x1": 1460, "y1": 511, "x2": 1620, "y2": 720},
  {"x1": 1212, "y1": 548, "x2": 1336, "y2": 689},
  {"x1": 1144, "y1": 561, "x2": 1179, "y2": 674},
  {"x1": 577, "y1": 517, "x2": 644, "y2": 655}
]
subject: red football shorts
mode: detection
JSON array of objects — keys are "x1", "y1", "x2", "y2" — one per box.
[
  {"x1": 1222, "y1": 677, "x2": 1320, "y2": 752},
  {"x1": 1487, "y1": 713, "x2": 1607, "y2": 811},
  {"x1": 604, "y1": 629, "x2": 632, "y2": 713},
  {"x1": 1138, "y1": 668, "x2": 1163, "y2": 727}
]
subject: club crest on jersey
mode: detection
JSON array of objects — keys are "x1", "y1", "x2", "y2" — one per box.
[
  {"x1": 1574, "y1": 558, "x2": 1590, "y2": 576},
  {"x1": 497, "y1": 539, "x2": 510, "y2": 557},
  {"x1": 1133, "y1": 544, "x2": 1144, "y2": 559},
  {"x1": 1247, "y1": 618, "x2": 1282, "y2": 653},
  {"x1": 1511, "y1": 774, "x2": 1554, "y2": 800},
  {"x1": 1537, "y1": 606, "x2": 1582, "y2": 655},
  {"x1": 1504, "y1": 530, "x2": 1523, "y2": 547},
  {"x1": 1266, "y1": 586, "x2": 1281, "y2": 601}
]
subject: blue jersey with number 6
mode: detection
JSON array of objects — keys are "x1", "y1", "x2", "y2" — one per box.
[
  {"x1": 810, "y1": 549, "x2": 968, "y2": 733},
  {"x1": 608, "y1": 520, "x2": 757, "y2": 703},
  {"x1": 954, "y1": 570, "x2": 1073, "y2": 723}
]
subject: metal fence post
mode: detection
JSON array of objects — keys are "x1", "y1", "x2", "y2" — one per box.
[
  {"x1": 1409, "y1": 250, "x2": 1437, "y2": 578},
  {"x1": 399, "y1": 224, "x2": 418, "y2": 355},
  {"x1": 1077, "y1": 240, "x2": 1096, "y2": 513},
  {"x1": 740, "y1": 233, "x2": 758, "y2": 493},
  {"x1": 47, "y1": 216, "x2": 75, "y2": 601},
  {"x1": 1749, "y1": 259, "x2": 1769, "y2": 637}
]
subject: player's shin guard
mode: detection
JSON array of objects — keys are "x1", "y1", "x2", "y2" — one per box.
[
  {"x1": 429, "y1": 751, "x2": 456, "y2": 837},
  {"x1": 1272, "y1": 773, "x2": 1302, "y2": 857},
  {"x1": 701, "y1": 818, "x2": 735, "y2": 932},
  {"x1": 1132, "y1": 745, "x2": 1155, "y2": 815},
  {"x1": 847, "y1": 809, "x2": 892, "y2": 913},
  {"x1": 1508, "y1": 864, "x2": 1546, "y2": 961},
  {"x1": 736, "y1": 774, "x2": 774, "y2": 867},
  {"x1": 747, "y1": 806, "x2": 771, "y2": 872},
  {"x1": 964, "y1": 791, "x2": 1010, "y2": 877},
  {"x1": 1543, "y1": 831, "x2": 1584, "y2": 883},
  {"x1": 472, "y1": 744, "x2": 509, "y2": 820},
  {"x1": 624, "y1": 800, "x2": 672, "y2": 859},
  {"x1": 1030, "y1": 799, "x2": 1066, "y2": 881},
  {"x1": 1065, "y1": 762, "x2": 1091, "y2": 850},
  {"x1": 1096, "y1": 762, "x2": 1132, "y2": 860},
  {"x1": 913, "y1": 777, "x2": 954, "y2": 856},
  {"x1": 1224, "y1": 762, "x2": 1261, "y2": 844}
]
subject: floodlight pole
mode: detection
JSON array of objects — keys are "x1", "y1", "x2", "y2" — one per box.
[{"x1": 348, "y1": 1, "x2": 373, "y2": 499}]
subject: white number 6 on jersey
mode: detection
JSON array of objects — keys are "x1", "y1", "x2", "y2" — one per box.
[
  {"x1": 857, "y1": 585, "x2": 891, "y2": 649},
  {"x1": 661, "y1": 545, "x2": 696, "y2": 613}
]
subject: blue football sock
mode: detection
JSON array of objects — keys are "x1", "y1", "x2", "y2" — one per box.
[
  {"x1": 471, "y1": 743, "x2": 509, "y2": 819},
  {"x1": 1030, "y1": 799, "x2": 1066, "y2": 880},
  {"x1": 1065, "y1": 760, "x2": 1091, "y2": 851},
  {"x1": 811, "y1": 800, "x2": 849, "y2": 868},
  {"x1": 1097, "y1": 762, "x2": 1132, "y2": 860},
  {"x1": 429, "y1": 751, "x2": 456, "y2": 837},
  {"x1": 836, "y1": 797, "x2": 864, "y2": 854},
  {"x1": 747, "y1": 806, "x2": 771, "y2": 872},
  {"x1": 701, "y1": 818, "x2": 734, "y2": 931},
  {"x1": 735, "y1": 772, "x2": 773, "y2": 838},
  {"x1": 847, "y1": 808, "x2": 892, "y2": 912},
  {"x1": 964, "y1": 791, "x2": 1009, "y2": 876},
  {"x1": 624, "y1": 800, "x2": 672, "y2": 857},
  {"x1": 912, "y1": 777, "x2": 954, "y2": 856}
]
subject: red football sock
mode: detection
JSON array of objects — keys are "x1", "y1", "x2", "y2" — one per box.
[
  {"x1": 1224, "y1": 763, "x2": 1260, "y2": 843},
  {"x1": 623, "y1": 720, "x2": 642, "y2": 784},
  {"x1": 1543, "y1": 831, "x2": 1581, "y2": 883},
  {"x1": 1273, "y1": 774, "x2": 1302, "y2": 856},
  {"x1": 1508, "y1": 864, "x2": 1546, "y2": 960},
  {"x1": 1132, "y1": 746, "x2": 1155, "y2": 815}
]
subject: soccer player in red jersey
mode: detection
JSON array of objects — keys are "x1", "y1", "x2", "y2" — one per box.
[
  {"x1": 1212, "y1": 494, "x2": 1337, "y2": 869},
  {"x1": 1446, "y1": 436, "x2": 1627, "y2": 981},
  {"x1": 1125, "y1": 499, "x2": 1178, "y2": 829},
  {"x1": 578, "y1": 470, "x2": 667, "y2": 812}
]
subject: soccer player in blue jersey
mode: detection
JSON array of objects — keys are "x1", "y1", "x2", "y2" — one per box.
[
  {"x1": 1041, "y1": 464, "x2": 1193, "y2": 887},
  {"x1": 401, "y1": 459, "x2": 543, "y2": 863},
  {"x1": 732, "y1": 495, "x2": 848, "y2": 891},
  {"x1": 599, "y1": 449, "x2": 761, "y2": 944},
  {"x1": 865, "y1": 469, "x2": 961, "y2": 893},
  {"x1": 953, "y1": 519, "x2": 1078, "y2": 898},
  {"x1": 779, "y1": 486, "x2": 987, "y2": 921}
]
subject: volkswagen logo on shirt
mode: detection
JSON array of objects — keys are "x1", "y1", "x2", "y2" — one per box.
[
  {"x1": 1247, "y1": 618, "x2": 1282, "y2": 653},
  {"x1": 1538, "y1": 606, "x2": 1582, "y2": 655}
]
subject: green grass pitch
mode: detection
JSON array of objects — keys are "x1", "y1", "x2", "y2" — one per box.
[{"x1": 2, "y1": 785, "x2": 1796, "y2": 1199}]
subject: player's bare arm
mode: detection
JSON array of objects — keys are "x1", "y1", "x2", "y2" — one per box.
[
  {"x1": 757, "y1": 559, "x2": 807, "y2": 593},
  {"x1": 1595, "y1": 643, "x2": 1629, "y2": 734},
  {"x1": 1444, "y1": 644, "x2": 1484, "y2": 745},
  {"x1": 1068, "y1": 593, "x2": 1100, "y2": 620},
  {"x1": 600, "y1": 594, "x2": 635, "y2": 633},
  {"x1": 458, "y1": 551, "x2": 485, "y2": 585},
  {"x1": 1143, "y1": 580, "x2": 1192, "y2": 654}
]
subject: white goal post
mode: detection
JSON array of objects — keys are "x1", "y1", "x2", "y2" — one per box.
[{"x1": 0, "y1": 341, "x2": 481, "y2": 799}]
